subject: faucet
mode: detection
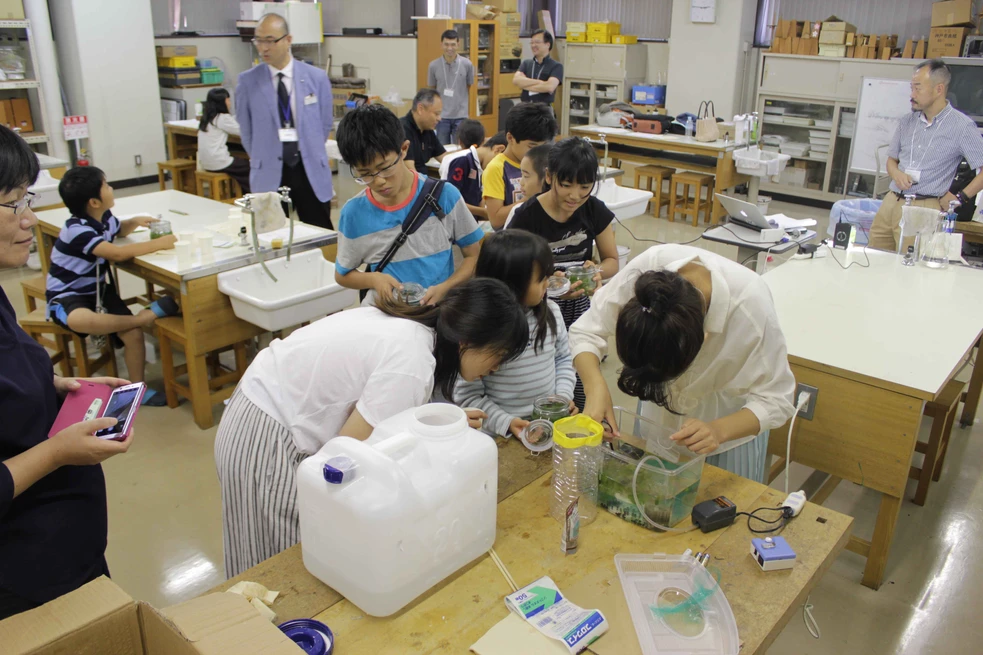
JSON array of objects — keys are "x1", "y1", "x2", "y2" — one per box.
[
  {"x1": 583, "y1": 133, "x2": 609, "y2": 185},
  {"x1": 234, "y1": 186, "x2": 293, "y2": 282}
]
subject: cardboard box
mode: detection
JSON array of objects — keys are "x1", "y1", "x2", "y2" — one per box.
[
  {"x1": 494, "y1": 11, "x2": 521, "y2": 27},
  {"x1": 10, "y1": 97, "x2": 32, "y2": 131},
  {"x1": 932, "y1": 0, "x2": 976, "y2": 28},
  {"x1": 845, "y1": 32, "x2": 856, "y2": 46},
  {"x1": 612, "y1": 34, "x2": 638, "y2": 44},
  {"x1": 567, "y1": 32, "x2": 586, "y2": 42},
  {"x1": 0, "y1": 577, "x2": 299, "y2": 655},
  {"x1": 915, "y1": 38, "x2": 927, "y2": 58},
  {"x1": 819, "y1": 30, "x2": 846, "y2": 45},
  {"x1": 819, "y1": 44, "x2": 847, "y2": 57},
  {"x1": 484, "y1": 0, "x2": 517, "y2": 12},
  {"x1": 0, "y1": 0, "x2": 24, "y2": 19},
  {"x1": 156, "y1": 45, "x2": 197, "y2": 57},
  {"x1": 499, "y1": 42, "x2": 523, "y2": 58},
  {"x1": 502, "y1": 26, "x2": 520, "y2": 42},
  {"x1": 821, "y1": 16, "x2": 856, "y2": 33},
  {"x1": 0, "y1": 99, "x2": 13, "y2": 128},
  {"x1": 928, "y1": 26, "x2": 971, "y2": 57},
  {"x1": 466, "y1": 4, "x2": 495, "y2": 19}
]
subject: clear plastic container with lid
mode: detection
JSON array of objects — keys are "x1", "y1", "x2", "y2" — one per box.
[
  {"x1": 565, "y1": 265, "x2": 597, "y2": 295},
  {"x1": 517, "y1": 395, "x2": 571, "y2": 453},
  {"x1": 149, "y1": 216, "x2": 172, "y2": 240},
  {"x1": 546, "y1": 275, "x2": 571, "y2": 299},
  {"x1": 394, "y1": 282, "x2": 426, "y2": 306},
  {"x1": 550, "y1": 415, "x2": 604, "y2": 523}
]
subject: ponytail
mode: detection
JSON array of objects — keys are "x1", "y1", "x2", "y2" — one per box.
[{"x1": 615, "y1": 270, "x2": 705, "y2": 414}]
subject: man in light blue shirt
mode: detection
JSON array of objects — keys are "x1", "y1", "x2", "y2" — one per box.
[{"x1": 427, "y1": 29, "x2": 474, "y2": 146}]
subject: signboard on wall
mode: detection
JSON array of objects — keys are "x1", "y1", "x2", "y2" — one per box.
[{"x1": 63, "y1": 115, "x2": 89, "y2": 140}]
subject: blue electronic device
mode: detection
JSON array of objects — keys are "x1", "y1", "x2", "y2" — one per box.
[{"x1": 750, "y1": 536, "x2": 796, "y2": 571}]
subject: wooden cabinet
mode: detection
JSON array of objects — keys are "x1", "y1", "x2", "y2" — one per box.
[{"x1": 417, "y1": 19, "x2": 501, "y2": 137}]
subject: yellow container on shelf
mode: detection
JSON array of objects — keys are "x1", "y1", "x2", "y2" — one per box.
[
  {"x1": 587, "y1": 21, "x2": 621, "y2": 36},
  {"x1": 612, "y1": 34, "x2": 638, "y2": 44},
  {"x1": 566, "y1": 22, "x2": 587, "y2": 33},
  {"x1": 157, "y1": 56, "x2": 197, "y2": 69},
  {"x1": 588, "y1": 34, "x2": 611, "y2": 44},
  {"x1": 567, "y1": 32, "x2": 587, "y2": 42}
]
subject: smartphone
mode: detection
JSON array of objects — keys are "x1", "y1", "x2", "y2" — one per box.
[{"x1": 93, "y1": 382, "x2": 146, "y2": 440}]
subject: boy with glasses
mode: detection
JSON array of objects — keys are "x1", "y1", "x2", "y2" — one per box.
[{"x1": 334, "y1": 104, "x2": 484, "y2": 305}]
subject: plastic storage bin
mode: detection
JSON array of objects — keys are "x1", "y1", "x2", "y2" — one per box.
[
  {"x1": 827, "y1": 198, "x2": 880, "y2": 245},
  {"x1": 598, "y1": 407, "x2": 705, "y2": 530},
  {"x1": 297, "y1": 404, "x2": 498, "y2": 617},
  {"x1": 732, "y1": 147, "x2": 790, "y2": 179},
  {"x1": 200, "y1": 68, "x2": 224, "y2": 85}
]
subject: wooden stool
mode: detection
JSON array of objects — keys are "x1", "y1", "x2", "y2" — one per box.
[
  {"x1": 20, "y1": 275, "x2": 64, "y2": 360},
  {"x1": 158, "y1": 159, "x2": 197, "y2": 193},
  {"x1": 908, "y1": 378, "x2": 965, "y2": 506},
  {"x1": 18, "y1": 309, "x2": 118, "y2": 378},
  {"x1": 669, "y1": 172, "x2": 715, "y2": 226},
  {"x1": 157, "y1": 316, "x2": 248, "y2": 429},
  {"x1": 195, "y1": 170, "x2": 242, "y2": 203},
  {"x1": 634, "y1": 165, "x2": 674, "y2": 218}
]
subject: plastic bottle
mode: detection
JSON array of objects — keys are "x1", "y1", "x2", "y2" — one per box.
[
  {"x1": 733, "y1": 115, "x2": 747, "y2": 144},
  {"x1": 684, "y1": 116, "x2": 695, "y2": 137},
  {"x1": 550, "y1": 415, "x2": 604, "y2": 524},
  {"x1": 898, "y1": 195, "x2": 916, "y2": 260},
  {"x1": 750, "y1": 112, "x2": 760, "y2": 142}
]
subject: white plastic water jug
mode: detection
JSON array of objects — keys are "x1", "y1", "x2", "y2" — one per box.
[{"x1": 297, "y1": 403, "x2": 498, "y2": 617}]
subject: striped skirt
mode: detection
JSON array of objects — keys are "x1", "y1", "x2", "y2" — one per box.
[
  {"x1": 706, "y1": 430, "x2": 770, "y2": 484},
  {"x1": 214, "y1": 389, "x2": 308, "y2": 578}
]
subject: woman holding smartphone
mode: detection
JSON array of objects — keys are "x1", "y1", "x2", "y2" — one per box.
[{"x1": 0, "y1": 125, "x2": 133, "y2": 619}]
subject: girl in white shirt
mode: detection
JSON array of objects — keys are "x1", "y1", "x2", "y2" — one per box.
[
  {"x1": 569, "y1": 244, "x2": 796, "y2": 483},
  {"x1": 214, "y1": 278, "x2": 528, "y2": 577},
  {"x1": 197, "y1": 88, "x2": 250, "y2": 193}
]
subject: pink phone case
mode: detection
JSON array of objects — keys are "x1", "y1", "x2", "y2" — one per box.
[{"x1": 48, "y1": 382, "x2": 146, "y2": 440}]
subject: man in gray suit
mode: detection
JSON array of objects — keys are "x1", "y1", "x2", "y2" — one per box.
[{"x1": 236, "y1": 14, "x2": 334, "y2": 228}]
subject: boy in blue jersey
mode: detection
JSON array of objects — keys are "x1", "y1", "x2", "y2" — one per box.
[
  {"x1": 46, "y1": 167, "x2": 180, "y2": 405},
  {"x1": 334, "y1": 104, "x2": 484, "y2": 305}
]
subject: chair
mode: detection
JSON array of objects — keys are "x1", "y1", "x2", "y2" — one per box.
[
  {"x1": 669, "y1": 171, "x2": 715, "y2": 226},
  {"x1": 195, "y1": 170, "x2": 242, "y2": 203},
  {"x1": 18, "y1": 309, "x2": 118, "y2": 378},
  {"x1": 908, "y1": 378, "x2": 965, "y2": 506},
  {"x1": 633, "y1": 165, "x2": 674, "y2": 218},
  {"x1": 157, "y1": 316, "x2": 249, "y2": 428},
  {"x1": 21, "y1": 274, "x2": 46, "y2": 313},
  {"x1": 157, "y1": 159, "x2": 197, "y2": 193}
]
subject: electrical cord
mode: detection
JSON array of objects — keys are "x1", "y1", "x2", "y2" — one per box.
[
  {"x1": 785, "y1": 392, "x2": 812, "y2": 495},
  {"x1": 735, "y1": 506, "x2": 791, "y2": 534},
  {"x1": 825, "y1": 222, "x2": 871, "y2": 269},
  {"x1": 612, "y1": 213, "x2": 711, "y2": 246},
  {"x1": 803, "y1": 595, "x2": 821, "y2": 639}
]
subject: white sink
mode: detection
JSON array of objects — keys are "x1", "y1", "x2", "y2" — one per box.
[
  {"x1": 594, "y1": 179, "x2": 654, "y2": 220},
  {"x1": 218, "y1": 249, "x2": 357, "y2": 331}
]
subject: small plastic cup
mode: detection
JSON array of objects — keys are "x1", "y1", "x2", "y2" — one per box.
[
  {"x1": 178, "y1": 230, "x2": 197, "y2": 250},
  {"x1": 394, "y1": 282, "x2": 426, "y2": 306},
  {"x1": 173, "y1": 240, "x2": 192, "y2": 269},
  {"x1": 198, "y1": 234, "x2": 214, "y2": 261}
]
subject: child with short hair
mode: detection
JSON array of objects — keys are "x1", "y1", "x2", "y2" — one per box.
[
  {"x1": 504, "y1": 142, "x2": 552, "y2": 229},
  {"x1": 454, "y1": 230, "x2": 576, "y2": 439},
  {"x1": 334, "y1": 104, "x2": 485, "y2": 305},
  {"x1": 439, "y1": 119, "x2": 486, "y2": 219},
  {"x1": 46, "y1": 166, "x2": 180, "y2": 406},
  {"x1": 482, "y1": 103, "x2": 557, "y2": 229},
  {"x1": 507, "y1": 137, "x2": 620, "y2": 409}
]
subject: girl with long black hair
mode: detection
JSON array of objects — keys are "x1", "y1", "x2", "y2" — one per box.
[{"x1": 197, "y1": 87, "x2": 250, "y2": 193}]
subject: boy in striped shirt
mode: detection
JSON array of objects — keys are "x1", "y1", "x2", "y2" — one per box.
[
  {"x1": 334, "y1": 104, "x2": 484, "y2": 305},
  {"x1": 46, "y1": 167, "x2": 180, "y2": 405}
]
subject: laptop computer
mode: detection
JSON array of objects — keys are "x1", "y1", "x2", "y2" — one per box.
[{"x1": 715, "y1": 194, "x2": 779, "y2": 231}]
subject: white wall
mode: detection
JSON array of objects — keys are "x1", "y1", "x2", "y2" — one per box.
[
  {"x1": 50, "y1": 0, "x2": 165, "y2": 182},
  {"x1": 665, "y1": 0, "x2": 757, "y2": 119}
]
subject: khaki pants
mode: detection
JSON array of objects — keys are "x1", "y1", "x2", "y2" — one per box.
[{"x1": 867, "y1": 192, "x2": 942, "y2": 252}]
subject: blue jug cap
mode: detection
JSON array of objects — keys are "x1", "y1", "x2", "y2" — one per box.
[{"x1": 278, "y1": 619, "x2": 334, "y2": 655}]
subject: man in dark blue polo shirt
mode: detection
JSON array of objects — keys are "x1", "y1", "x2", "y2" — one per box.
[
  {"x1": 513, "y1": 29, "x2": 564, "y2": 107},
  {"x1": 400, "y1": 89, "x2": 447, "y2": 175}
]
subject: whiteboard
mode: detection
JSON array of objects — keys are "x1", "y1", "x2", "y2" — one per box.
[{"x1": 847, "y1": 78, "x2": 912, "y2": 175}]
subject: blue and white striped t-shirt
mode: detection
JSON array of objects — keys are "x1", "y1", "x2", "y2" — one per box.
[
  {"x1": 888, "y1": 103, "x2": 983, "y2": 197},
  {"x1": 335, "y1": 173, "x2": 484, "y2": 288},
  {"x1": 45, "y1": 212, "x2": 120, "y2": 313}
]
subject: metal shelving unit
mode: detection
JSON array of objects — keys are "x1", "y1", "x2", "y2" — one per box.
[{"x1": 0, "y1": 19, "x2": 50, "y2": 151}]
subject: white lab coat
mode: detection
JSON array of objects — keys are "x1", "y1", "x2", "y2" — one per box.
[{"x1": 568, "y1": 244, "x2": 796, "y2": 455}]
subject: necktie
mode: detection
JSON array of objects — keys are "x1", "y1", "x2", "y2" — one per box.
[{"x1": 278, "y1": 72, "x2": 300, "y2": 167}]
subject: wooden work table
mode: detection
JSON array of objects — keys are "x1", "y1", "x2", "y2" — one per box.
[
  {"x1": 165, "y1": 119, "x2": 241, "y2": 160},
  {"x1": 763, "y1": 250, "x2": 983, "y2": 590},
  {"x1": 569, "y1": 124, "x2": 751, "y2": 223},
  {"x1": 955, "y1": 219, "x2": 983, "y2": 246},
  {"x1": 208, "y1": 437, "x2": 852, "y2": 654},
  {"x1": 34, "y1": 190, "x2": 338, "y2": 429}
]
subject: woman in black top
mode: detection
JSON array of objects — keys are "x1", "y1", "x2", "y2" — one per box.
[
  {"x1": 508, "y1": 137, "x2": 620, "y2": 408},
  {"x1": 0, "y1": 125, "x2": 132, "y2": 620}
]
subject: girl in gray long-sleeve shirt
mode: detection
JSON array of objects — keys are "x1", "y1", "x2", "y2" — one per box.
[{"x1": 454, "y1": 231, "x2": 576, "y2": 438}]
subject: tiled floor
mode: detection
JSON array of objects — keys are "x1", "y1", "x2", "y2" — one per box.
[{"x1": 6, "y1": 190, "x2": 981, "y2": 654}]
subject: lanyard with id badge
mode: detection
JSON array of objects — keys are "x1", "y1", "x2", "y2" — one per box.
[
  {"x1": 278, "y1": 88, "x2": 298, "y2": 143},
  {"x1": 904, "y1": 107, "x2": 950, "y2": 184},
  {"x1": 442, "y1": 58, "x2": 461, "y2": 98}
]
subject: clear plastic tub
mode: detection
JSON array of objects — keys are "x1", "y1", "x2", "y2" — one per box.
[
  {"x1": 733, "y1": 147, "x2": 790, "y2": 178},
  {"x1": 394, "y1": 282, "x2": 426, "y2": 306},
  {"x1": 598, "y1": 407, "x2": 705, "y2": 530},
  {"x1": 615, "y1": 553, "x2": 739, "y2": 654},
  {"x1": 565, "y1": 265, "x2": 597, "y2": 295}
]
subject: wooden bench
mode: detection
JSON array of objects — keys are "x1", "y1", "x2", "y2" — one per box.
[
  {"x1": 156, "y1": 316, "x2": 249, "y2": 420},
  {"x1": 669, "y1": 171, "x2": 715, "y2": 226},
  {"x1": 195, "y1": 170, "x2": 242, "y2": 203},
  {"x1": 634, "y1": 164, "x2": 674, "y2": 218},
  {"x1": 157, "y1": 159, "x2": 197, "y2": 193},
  {"x1": 18, "y1": 309, "x2": 118, "y2": 378}
]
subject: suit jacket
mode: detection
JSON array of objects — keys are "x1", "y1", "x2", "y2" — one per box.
[{"x1": 235, "y1": 59, "x2": 333, "y2": 201}]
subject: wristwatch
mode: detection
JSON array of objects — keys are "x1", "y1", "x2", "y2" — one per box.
[{"x1": 956, "y1": 190, "x2": 971, "y2": 205}]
